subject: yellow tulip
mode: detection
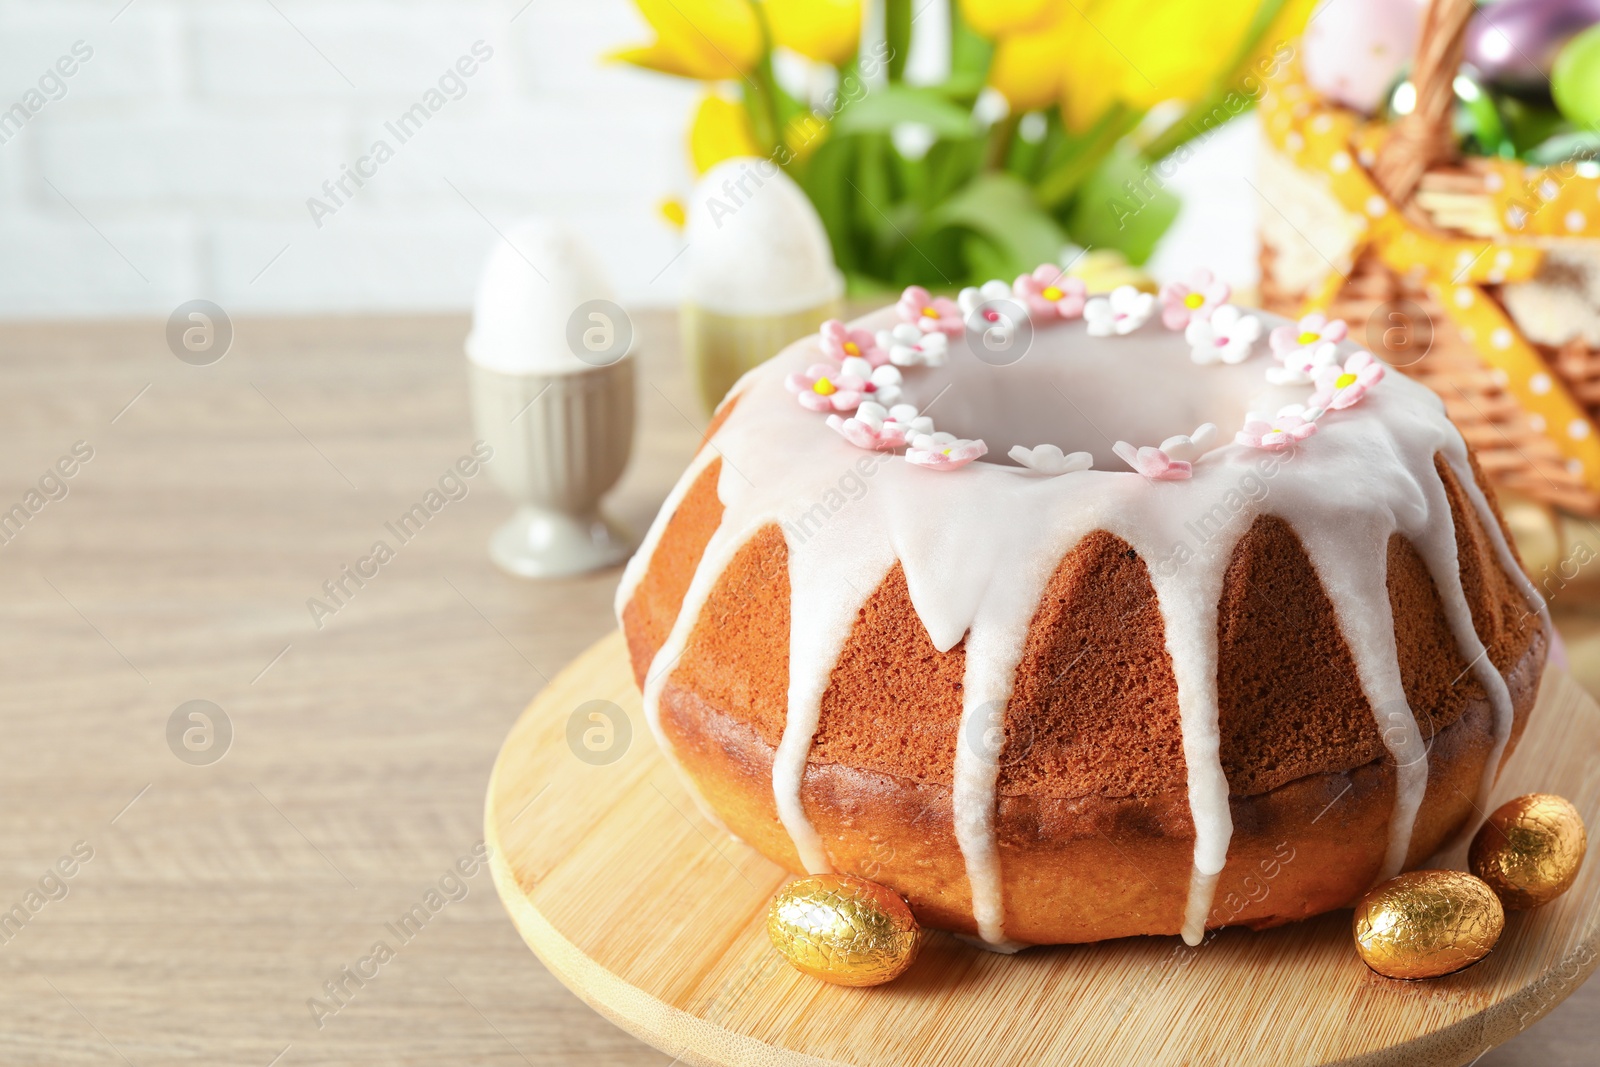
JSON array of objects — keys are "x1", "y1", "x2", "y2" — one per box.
[
  {"x1": 1055, "y1": 0, "x2": 1301, "y2": 130},
  {"x1": 987, "y1": 5, "x2": 1079, "y2": 112},
  {"x1": 611, "y1": 0, "x2": 762, "y2": 80},
  {"x1": 1118, "y1": 3, "x2": 1259, "y2": 108},
  {"x1": 784, "y1": 111, "x2": 830, "y2": 161},
  {"x1": 959, "y1": 0, "x2": 1059, "y2": 39},
  {"x1": 1239, "y1": 0, "x2": 1317, "y2": 78},
  {"x1": 690, "y1": 94, "x2": 763, "y2": 174},
  {"x1": 766, "y1": 0, "x2": 862, "y2": 67},
  {"x1": 1056, "y1": 5, "x2": 1125, "y2": 132}
]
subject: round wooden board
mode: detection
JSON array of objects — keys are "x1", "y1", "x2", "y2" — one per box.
[{"x1": 486, "y1": 631, "x2": 1600, "y2": 1067}]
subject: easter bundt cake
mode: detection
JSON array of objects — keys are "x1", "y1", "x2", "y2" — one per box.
[{"x1": 616, "y1": 272, "x2": 1549, "y2": 949}]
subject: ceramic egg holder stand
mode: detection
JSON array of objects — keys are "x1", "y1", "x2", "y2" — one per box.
[
  {"x1": 469, "y1": 359, "x2": 635, "y2": 578},
  {"x1": 487, "y1": 633, "x2": 1600, "y2": 1067}
]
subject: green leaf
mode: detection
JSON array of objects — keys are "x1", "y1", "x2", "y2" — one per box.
[
  {"x1": 795, "y1": 138, "x2": 861, "y2": 275},
  {"x1": 930, "y1": 70, "x2": 988, "y2": 105},
  {"x1": 1526, "y1": 129, "x2": 1600, "y2": 165},
  {"x1": 1501, "y1": 96, "x2": 1572, "y2": 157},
  {"x1": 921, "y1": 172, "x2": 1065, "y2": 279},
  {"x1": 832, "y1": 85, "x2": 978, "y2": 139},
  {"x1": 1063, "y1": 148, "x2": 1179, "y2": 265}
]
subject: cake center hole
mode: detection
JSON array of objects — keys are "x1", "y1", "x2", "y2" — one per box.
[{"x1": 898, "y1": 342, "x2": 1259, "y2": 469}]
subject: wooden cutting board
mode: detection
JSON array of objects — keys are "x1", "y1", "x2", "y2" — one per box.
[{"x1": 485, "y1": 631, "x2": 1600, "y2": 1067}]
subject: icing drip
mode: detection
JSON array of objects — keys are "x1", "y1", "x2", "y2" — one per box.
[
  {"x1": 615, "y1": 445, "x2": 721, "y2": 618},
  {"x1": 1436, "y1": 452, "x2": 1551, "y2": 810},
  {"x1": 1296, "y1": 516, "x2": 1428, "y2": 880},
  {"x1": 1395, "y1": 456, "x2": 1515, "y2": 845},
  {"x1": 952, "y1": 501, "x2": 1065, "y2": 949},
  {"x1": 1142, "y1": 536, "x2": 1235, "y2": 946},
  {"x1": 618, "y1": 305, "x2": 1543, "y2": 949},
  {"x1": 637, "y1": 524, "x2": 748, "y2": 830},
  {"x1": 774, "y1": 534, "x2": 893, "y2": 874}
]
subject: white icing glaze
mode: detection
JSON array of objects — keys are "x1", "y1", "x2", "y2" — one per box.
[
  {"x1": 775, "y1": 525, "x2": 894, "y2": 874},
  {"x1": 620, "y1": 303, "x2": 1548, "y2": 948}
]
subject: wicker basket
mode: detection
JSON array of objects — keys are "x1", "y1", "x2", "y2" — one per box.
[{"x1": 1258, "y1": 0, "x2": 1600, "y2": 516}]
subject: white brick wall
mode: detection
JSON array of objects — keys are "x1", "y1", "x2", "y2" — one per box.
[
  {"x1": 0, "y1": 0, "x2": 1256, "y2": 319},
  {"x1": 0, "y1": 0, "x2": 698, "y2": 318}
]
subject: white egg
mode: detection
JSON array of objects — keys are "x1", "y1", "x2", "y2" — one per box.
[
  {"x1": 467, "y1": 218, "x2": 619, "y2": 376},
  {"x1": 684, "y1": 157, "x2": 843, "y2": 315},
  {"x1": 1302, "y1": 0, "x2": 1425, "y2": 114}
]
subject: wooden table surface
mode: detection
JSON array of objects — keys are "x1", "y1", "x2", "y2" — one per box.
[{"x1": 1, "y1": 310, "x2": 1595, "y2": 1066}]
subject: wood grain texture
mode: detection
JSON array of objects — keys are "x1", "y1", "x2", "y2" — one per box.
[
  {"x1": 1, "y1": 311, "x2": 1596, "y2": 1065},
  {"x1": 488, "y1": 633, "x2": 1600, "y2": 1067},
  {"x1": 0, "y1": 314, "x2": 696, "y2": 1066}
]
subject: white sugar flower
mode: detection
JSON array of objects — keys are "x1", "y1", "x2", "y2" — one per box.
[
  {"x1": 838, "y1": 355, "x2": 904, "y2": 406},
  {"x1": 1265, "y1": 339, "x2": 1340, "y2": 385},
  {"x1": 828, "y1": 401, "x2": 933, "y2": 451},
  {"x1": 907, "y1": 431, "x2": 987, "y2": 470},
  {"x1": 1008, "y1": 443, "x2": 1093, "y2": 475},
  {"x1": 1084, "y1": 285, "x2": 1156, "y2": 336},
  {"x1": 877, "y1": 323, "x2": 950, "y2": 367},
  {"x1": 958, "y1": 279, "x2": 1027, "y2": 320},
  {"x1": 1158, "y1": 423, "x2": 1219, "y2": 462},
  {"x1": 1184, "y1": 305, "x2": 1261, "y2": 365}
]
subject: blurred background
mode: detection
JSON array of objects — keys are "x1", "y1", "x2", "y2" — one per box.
[{"x1": 0, "y1": 0, "x2": 1271, "y2": 319}]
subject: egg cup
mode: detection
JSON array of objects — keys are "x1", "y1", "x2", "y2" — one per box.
[
  {"x1": 468, "y1": 357, "x2": 635, "y2": 578},
  {"x1": 681, "y1": 298, "x2": 840, "y2": 413}
]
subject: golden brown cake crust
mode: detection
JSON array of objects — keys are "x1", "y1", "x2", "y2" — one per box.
[
  {"x1": 623, "y1": 443, "x2": 1548, "y2": 944},
  {"x1": 657, "y1": 629, "x2": 1543, "y2": 942}
]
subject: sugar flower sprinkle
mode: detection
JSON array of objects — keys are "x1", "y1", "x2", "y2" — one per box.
[{"x1": 1085, "y1": 286, "x2": 1156, "y2": 336}]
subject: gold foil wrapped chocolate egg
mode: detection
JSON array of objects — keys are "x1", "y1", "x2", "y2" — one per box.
[
  {"x1": 1353, "y1": 871, "x2": 1505, "y2": 980},
  {"x1": 767, "y1": 873, "x2": 920, "y2": 986},
  {"x1": 1470, "y1": 793, "x2": 1588, "y2": 910}
]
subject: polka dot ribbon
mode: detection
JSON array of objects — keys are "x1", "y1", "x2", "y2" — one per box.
[
  {"x1": 1475, "y1": 157, "x2": 1600, "y2": 238},
  {"x1": 1260, "y1": 59, "x2": 1600, "y2": 490}
]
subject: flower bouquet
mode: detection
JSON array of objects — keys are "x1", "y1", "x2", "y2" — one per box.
[{"x1": 614, "y1": 0, "x2": 1315, "y2": 294}]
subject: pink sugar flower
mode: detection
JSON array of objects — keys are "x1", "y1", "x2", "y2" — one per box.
[
  {"x1": 1112, "y1": 441, "x2": 1192, "y2": 481},
  {"x1": 1269, "y1": 312, "x2": 1348, "y2": 357},
  {"x1": 896, "y1": 286, "x2": 963, "y2": 336},
  {"x1": 1160, "y1": 268, "x2": 1231, "y2": 330},
  {"x1": 1310, "y1": 350, "x2": 1385, "y2": 411},
  {"x1": 1235, "y1": 415, "x2": 1319, "y2": 451},
  {"x1": 819, "y1": 319, "x2": 886, "y2": 367},
  {"x1": 906, "y1": 431, "x2": 987, "y2": 470},
  {"x1": 1013, "y1": 265, "x2": 1088, "y2": 320},
  {"x1": 827, "y1": 401, "x2": 932, "y2": 451},
  {"x1": 785, "y1": 362, "x2": 866, "y2": 413}
]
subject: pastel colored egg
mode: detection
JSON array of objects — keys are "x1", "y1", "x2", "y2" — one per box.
[
  {"x1": 1466, "y1": 0, "x2": 1600, "y2": 94},
  {"x1": 1554, "y1": 24, "x2": 1600, "y2": 127},
  {"x1": 1302, "y1": 0, "x2": 1424, "y2": 114}
]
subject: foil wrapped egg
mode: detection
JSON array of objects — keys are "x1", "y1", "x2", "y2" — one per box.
[
  {"x1": 767, "y1": 873, "x2": 920, "y2": 986},
  {"x1": 1353, "y1": 871, "x2": 1505, "y2": 980},
  {"x1": 1470, "y1": 793, "x2": 1588, "y2": 910}
]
